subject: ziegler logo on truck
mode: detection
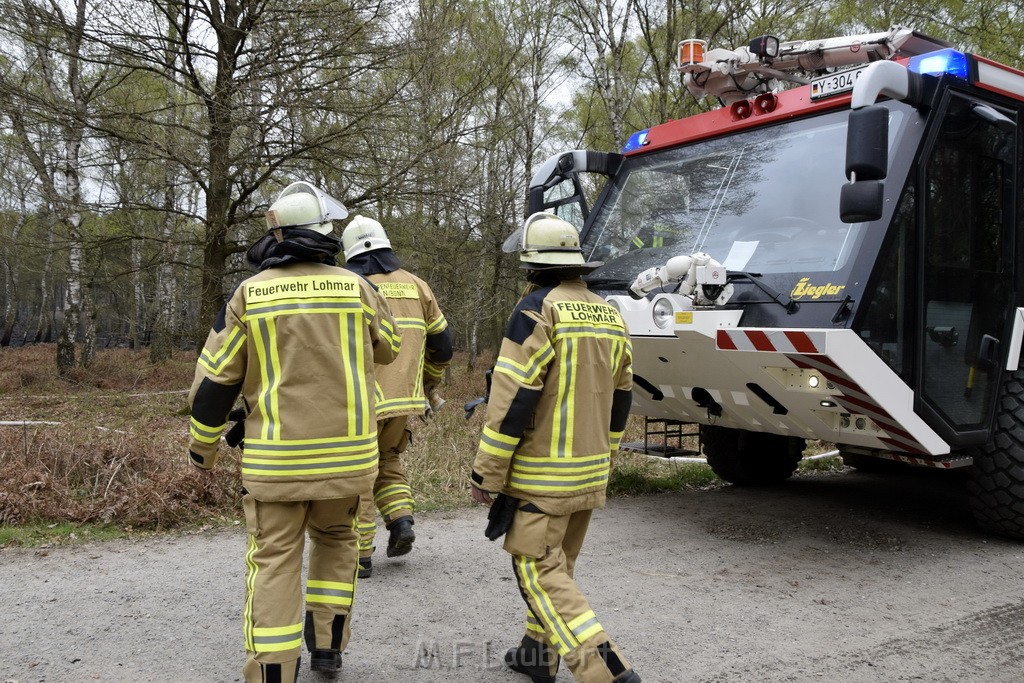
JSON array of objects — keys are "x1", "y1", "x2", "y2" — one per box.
[{"x1": 790, "y1": 278, "x2": 846, "y2": 300}]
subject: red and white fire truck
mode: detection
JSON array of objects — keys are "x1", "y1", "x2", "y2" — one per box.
[{"x1": 527, "y1": 27, "x2": 1024, "y2": 539}]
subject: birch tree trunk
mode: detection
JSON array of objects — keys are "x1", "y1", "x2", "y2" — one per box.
[
  {"x1": 566, "y1": 0, "x2": 638, "y2": 147},
  {"x1": 55, "y1": 0, "x2": 92, "y2": 373},
  {"x1": 129, "y1": 236, "x2": 142, "y2": 349},
  {"x1": 31, "y1": 228, "x2": 55, "y2": 344},
  {"x1": 150, "y1": 185, "x2": 180, "y2": 363}
]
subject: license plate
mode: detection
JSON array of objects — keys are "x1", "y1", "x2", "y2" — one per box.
[{"x1": 810, "y1": 67, "x2": 866, "y2": 100}]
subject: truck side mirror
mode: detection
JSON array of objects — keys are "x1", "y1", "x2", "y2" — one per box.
[
  {"x1": 846, "y1": 106, "x2": 889, "y2": 181},
  {"x1": 840, "y1": 180, "x2": 884, "y2": 223},
  {"x1": 840, "y1": 105, "x2": 889, "y2": 223}
]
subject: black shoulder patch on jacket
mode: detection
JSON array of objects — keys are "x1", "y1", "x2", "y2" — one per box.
[
  {"x1": 191, "y1": 377, "x2": 242, "y2": 427},
  {"x1": 211, "y1": 302, "x2": 229, "y2": 333},
  {"x1": 504, "y1": 286, "x2": 553, "y2": 345},
  {"x1": 211, "y1": 284, "x2": 243, "y2": 331},
  {"x1": 499, "y1": 386, "x2": 542, "y2": 437},
  {"x1": 426, "y1": 327, "x2": 454, "y2": 364}
]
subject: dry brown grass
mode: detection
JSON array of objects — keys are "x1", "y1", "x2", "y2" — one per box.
[
  {"x1": 0, "y1": 345, "x2": 727, "y2": 544},
  {"x1": 0, "y1": 345, "x2": 503, "y2": 539},
  {"x1": 0, "y1": 346, "x2": 241, "y2": 535},
  {"x1": 406, "y1": 356, "x2": 494, "y2": 512}
]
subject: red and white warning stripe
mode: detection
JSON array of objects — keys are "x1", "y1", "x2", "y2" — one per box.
[
  {"x1": 716, "y1": 329, "x2": 825, "y2": 354},
  {"x1": 788, "y1": 354, "x2": 928, "y2": 455}
]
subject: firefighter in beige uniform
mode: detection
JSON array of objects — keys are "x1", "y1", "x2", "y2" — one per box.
[
  {"x1": 187, "y1": 183, "x2": 401, "y2": 682},
  {"x1": 341, "y1": 216, "x2": 453, "y2": 577},
  {"x1": 470, "y1": 213, "x2": 640, "y2": 683}
]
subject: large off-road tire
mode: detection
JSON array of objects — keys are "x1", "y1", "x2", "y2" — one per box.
[
  {"x1": 967, "y1": 368, "x2": 1024, "y2": 540},
  {"x1": 700, "y1": 425, "x2": 805, "y2": 486}
]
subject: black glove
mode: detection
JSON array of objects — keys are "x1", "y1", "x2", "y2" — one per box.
[
  {"x1": 225, "y1": 408, "x2": 247, "y2": 449},
  {"x1": 484, "y1": 493, "x2": 519, "y2": 541},
  {"x1": 464, "y1": 368, "x2": 494, "y2": 419},
  {"x1": 463, "y1": 397, "x2": 485, "y2": 419}
]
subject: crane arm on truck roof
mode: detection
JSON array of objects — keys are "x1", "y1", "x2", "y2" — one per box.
[{"x1": 679, "y1": 26, "x2": 952, "y2": 105}]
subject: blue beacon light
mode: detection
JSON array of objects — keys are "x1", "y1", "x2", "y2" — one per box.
[
  {"x1": 623, "y1": 129, "x2": 650, "y2": 153},
  {"x1": 908, "y1": 48, "x2": 971, "y2": 80}
]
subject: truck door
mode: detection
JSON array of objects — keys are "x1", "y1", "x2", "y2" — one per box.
[{"x1": 916, "y1": 92, "x2": 1017, "y2": 446}]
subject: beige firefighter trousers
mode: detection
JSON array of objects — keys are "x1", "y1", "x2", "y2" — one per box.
[
  {"x1": 241, "y1": 494, "x2": 361, "y2": 683},
  {"x1": 505, "y1": 506, "x2": 634, "y2": 683},
  {"x1": 358, "y1": 415, "x2": 414, "y2": 558}
]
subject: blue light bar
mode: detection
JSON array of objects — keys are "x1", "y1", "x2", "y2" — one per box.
[
  {"x1": 623, "y1": 128, "x2": 650, "y2": 153},
  {"x1": 908, "y1": 48, "x2": 970, "y2": 80}
]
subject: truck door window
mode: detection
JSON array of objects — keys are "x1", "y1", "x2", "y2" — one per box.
[
  {"x1": 920, "y1": 94, "x2": 1014, "y2": 431},
  {"x1": 543, "y1": 177, "x2": 586, "y2": 230}
]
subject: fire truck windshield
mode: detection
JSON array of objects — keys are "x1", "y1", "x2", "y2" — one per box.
[{"x1": 580, "y1": 109, "x2": 904, "y2": 285}]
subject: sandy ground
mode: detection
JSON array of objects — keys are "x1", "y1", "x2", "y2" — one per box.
[{"x1": 2, "y1": 466, "x2": 1024, "y2": 683}]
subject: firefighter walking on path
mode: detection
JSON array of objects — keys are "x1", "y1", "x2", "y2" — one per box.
[
  {"x1": 186, "y1": 182, "x2": 401, "y2": 682},
  {"x1": 470, "y1": 213, "x2": 640, "y2": 683},
  {"x1": 342, "y1": 215, "x2": 453, "y2": 578}
]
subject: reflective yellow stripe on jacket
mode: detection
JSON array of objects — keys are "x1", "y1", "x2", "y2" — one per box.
[
  {"x1": 426, "y1": 315, "x2": 448, "y2": 334},
  {"x1": 189, "y1": 417, "x2": 226, "y2": 444},
  {"x1": 198, "y1": 326, "x2": 246, "y2": 375},
  {"x1": 241, "y1": 434, "x2": 379, "y2": 478},
  {"x1": 370, "y1": 305, "x2": 401, "y2": 355},
  {"x1": 509, "y1": 453, "x2": 610, "y2": 494},
  {"x1": 374, "y1": 315, "x2": 429, "y2": 415},
  {"x1": 480, "y1": 425, "x2": 518, "y2": 459},
  {"x1": 494, "y1": 342, "x2": 554, "y2": 384}
]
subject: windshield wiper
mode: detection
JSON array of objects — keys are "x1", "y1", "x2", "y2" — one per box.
[{"x1": 727, "y1": 271, "x2": 799, "y2": 314}]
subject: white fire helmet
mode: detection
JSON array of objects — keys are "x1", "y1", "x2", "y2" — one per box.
[
  {"x1": 504, "y1": 212, "x2": 602, "y2": 272},
  {"x1": 342, "y1": 215, "x2": 392, "y2": 261},
  {"x1": 264, "y1": 181, "x2": 348, "y2": 235}
]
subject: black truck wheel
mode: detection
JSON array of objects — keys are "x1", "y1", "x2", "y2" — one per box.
[
  {"x1": 967, "y1": 369, "x2": 1024, "y2": 540},
  {"x1": 700, "y1": 424, "x2": 805, "y2": 486}
]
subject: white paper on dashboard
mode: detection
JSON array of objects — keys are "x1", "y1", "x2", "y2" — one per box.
[{"x1": 722, "y1": 241, "x2": 758, "y2": 271}]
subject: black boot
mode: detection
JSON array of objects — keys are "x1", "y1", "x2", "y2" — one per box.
[
  {"x1": 597, "y1": 640, "x2": 639, "y2": 683},
  {"x1": 358, "y1": 556, "x2": 372, "y2": 579},
  {"x1": 309, "y1": 649, "x2": 341, "y2": 674},
  {"x1": 305, "y1": 611, "x2": 343, "y2": 676},
  {"x1": 385, "y1": 517, "x2": 415, "y2": 557},
  {"x1": 504, "y1": 635, "x2": 558, "y2": 683}
]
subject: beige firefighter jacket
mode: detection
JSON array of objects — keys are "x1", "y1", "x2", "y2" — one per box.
[
  {"x1": 471, "y1": 278, "x2": 633, "y2": 516},
  {"x1": 367, "y1": 268, "x2": 450, "y2": 419},
  {"x1": 187, "y1": 261, "x2": 401, "y2": 502}
]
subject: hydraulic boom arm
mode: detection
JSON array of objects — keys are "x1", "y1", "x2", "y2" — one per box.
[{"x1": 679, "y1": 26, "x2": 951, "y2": 105}]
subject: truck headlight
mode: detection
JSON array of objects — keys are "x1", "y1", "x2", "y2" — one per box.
[{"x1": 652, "y1": 297, "x2": 674, "y2": 329}]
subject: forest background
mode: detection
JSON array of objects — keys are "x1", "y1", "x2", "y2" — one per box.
[
  {"x1": 2, "y1": 0, "x2": 1022, "y2": 366},
  {"x1": 0, "y1": 0, "x2": 1021, "y2": 539}
]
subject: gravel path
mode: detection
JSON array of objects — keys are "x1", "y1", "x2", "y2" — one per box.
[{"x1": 2, "y1": 467, "x2": 1023, "y2": 682}]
